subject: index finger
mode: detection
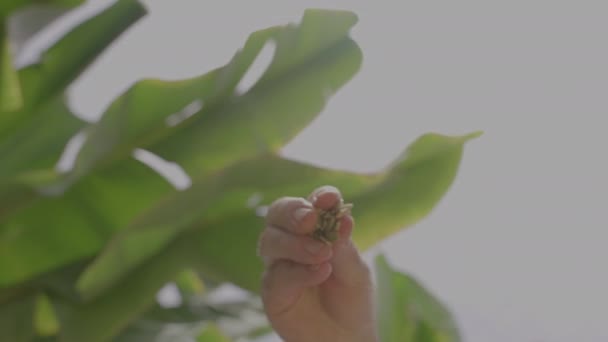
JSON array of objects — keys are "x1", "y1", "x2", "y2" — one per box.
[
  {"x1": 308, "y1": 185, "x2": 344, "y2": 210},
  {"x1": 265, "y1": 196, "x2": 317, "y2": 234}
]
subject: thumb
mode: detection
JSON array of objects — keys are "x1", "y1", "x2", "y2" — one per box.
[{"x1": 329, "y1": 215, "x2": 372, "y2": 288}]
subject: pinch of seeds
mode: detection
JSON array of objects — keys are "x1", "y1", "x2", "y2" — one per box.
[{"x1": 312, "y1": 199, "x2": 353, "y2": 244}]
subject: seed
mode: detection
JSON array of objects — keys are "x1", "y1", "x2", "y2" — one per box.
[{"x1": 312, "y1": 200, "x2": 353, "y2": 244}]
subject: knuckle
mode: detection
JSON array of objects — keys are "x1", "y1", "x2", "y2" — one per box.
[{"x1": 266, "y1": 197, "x2": 309, "y2": 224}]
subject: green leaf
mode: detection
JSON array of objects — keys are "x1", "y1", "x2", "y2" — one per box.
[
  {"x1": 79, "y1": 132, "x2": 479, "y2": 298},
  {"x1": 148, "y1": 9, "x2": 361, "y2": 175},
  {"x1": 33, "y1": 293, "x2": 59, "y2": 336},
  {"x1": 70, "y1": 8, "x2": 361, "y2": 180},
  {"x1": 1, "y1": 8, "x2": 361, "y2": 289},
  {"x1": 17, "y1": 0, "x2": 145, "y2": 109},
  {"x1": 190, "y1": 132, "x2": 481, "y2": 291},
  {"x1": 374, "y1": 254, "x2": 461, "y2": 342},
  {"x1": 51, "y1": 131, "x2": 477, "y2": 340},
  {"x1": 0, "y1": 98, "x2": 83, "y2": 188},
  {"x1": 197, "y1": 324, "x2": 232, "y2": 342},
  {"x1": 0, "y1": 0, "x2": 85, "y2": 18},
  {"x1": 53, "y1": 234, "x2": 196, "y2": 342},
  {"x1": 1, "y1": 20, "x2": 23, "y2": 113},
  {"x1": 175, "y1": 269, "x2": 205, "y2": 296},
  {"x1": 0, "y1": 158, "x2": 174, "y2": 287}
]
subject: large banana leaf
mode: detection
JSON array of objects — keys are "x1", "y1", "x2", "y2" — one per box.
[
  {"x1": 69, "y1": 9, "x2": 361, "y2": 180},
  {"x1": 52, "y1": 132, "x2": 478, "y2": 342},
  {"x1": 0, "y1": 8, "x2": 362, "y2": 288},
  {"x1": 375, "y1": 254, "x2": 461, "y2": 342},
  {"x1": 0, "y1": 3, "x2": 480, "y2": 341}
]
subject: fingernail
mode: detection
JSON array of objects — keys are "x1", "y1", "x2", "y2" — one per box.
[
  {"x1": 309, "y1": 264, "x2": 322, "y2": 271},
  {"x1": 312, "y1": 189, "x2": 330, "y2": 202},
  {"x1": 305, "y1": 240, "x2": 326, "y2": 255},
  {"x1": 293, "y1": 208, "x2": 310, "y2": 222}
]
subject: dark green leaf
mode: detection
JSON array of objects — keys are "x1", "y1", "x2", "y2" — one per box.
[
  {"x1": 375, "y1": 254, "x2": 461, "y2": 342},
  {"x1": 18, "y1": 0, "x2": 145, "y2": 109}
]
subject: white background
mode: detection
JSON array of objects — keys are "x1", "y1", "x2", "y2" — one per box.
[{"x1": 18, "y1": 0, "x2": 608, "y2": 341}]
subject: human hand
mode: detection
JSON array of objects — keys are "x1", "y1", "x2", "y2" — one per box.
[{"x1": 257, "y1": 186, "x2": 377, "y2": 342}]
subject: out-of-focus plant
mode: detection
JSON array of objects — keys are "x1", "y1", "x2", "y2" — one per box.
[{"x1": 0, "y1": 1, "x2": 478, "y2": 341}]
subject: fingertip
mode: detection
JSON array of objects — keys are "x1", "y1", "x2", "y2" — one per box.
[
  {"x1": 297, "y1": 208, "x2": 318, "y2": 234},
  {"x1": 309, "y1": 185, "x2": 342, "y2": 209}
]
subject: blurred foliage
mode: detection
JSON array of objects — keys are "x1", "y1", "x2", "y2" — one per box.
[{"x1": 0, "y1": 0, "x2": 479, "y2": 341}]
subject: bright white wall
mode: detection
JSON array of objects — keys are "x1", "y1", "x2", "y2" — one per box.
[{"x1": 20, "y1": 0, "x2": 608, "y2": 341}]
